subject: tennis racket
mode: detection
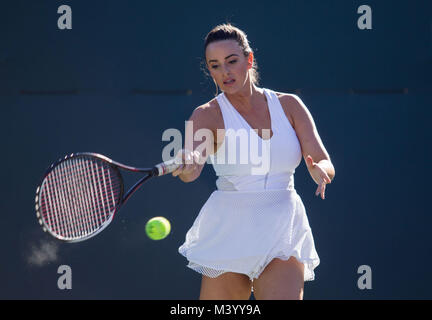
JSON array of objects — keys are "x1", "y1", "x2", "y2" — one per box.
[{"x1": 34, "y1": 152, "x2": 181, "y2": 243}]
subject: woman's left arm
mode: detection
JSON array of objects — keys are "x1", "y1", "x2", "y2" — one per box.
[{"x1": 280, "y1": 94, "x2": 336, "y2": 199}]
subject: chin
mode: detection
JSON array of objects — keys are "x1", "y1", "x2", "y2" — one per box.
[{"x1": 222, "y1": 84, "x2": 239, "y2": 93}]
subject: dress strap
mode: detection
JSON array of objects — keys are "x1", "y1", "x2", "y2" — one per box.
[{"x1": 263, "y1": 88, "x2": 295, "y2": 132}]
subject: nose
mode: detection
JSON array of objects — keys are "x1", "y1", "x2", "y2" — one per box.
[{"x1": 221, "y1": 63, "x2": 231, "y2": 76}]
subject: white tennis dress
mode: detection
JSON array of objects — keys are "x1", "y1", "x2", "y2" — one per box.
[{"x1": 178, "y1": 88, "x2": 320, "y2": 282}]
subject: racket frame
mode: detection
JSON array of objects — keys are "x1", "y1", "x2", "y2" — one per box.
[{"x1": 35, "y1": 152, "x2": 160, "y2": 243}]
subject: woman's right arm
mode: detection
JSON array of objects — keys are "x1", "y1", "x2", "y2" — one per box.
[{"x1": 172, "y1": 104, "x2": 216, "y2": 183}]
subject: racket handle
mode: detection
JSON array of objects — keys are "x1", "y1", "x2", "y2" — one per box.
[{"x1": 154, "y1": 159, "x2": 182, "y2": 176}]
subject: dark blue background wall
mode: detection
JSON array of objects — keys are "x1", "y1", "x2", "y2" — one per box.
[{"x1": 0, "y1": 0, "x2": 431, "y2": 299}]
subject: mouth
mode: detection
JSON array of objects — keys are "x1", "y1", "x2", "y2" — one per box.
[{"x1": 223, "y1": 79, "x2": 235, "y2": 85}]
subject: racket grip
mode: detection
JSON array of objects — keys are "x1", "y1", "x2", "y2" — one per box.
[{"x1": 154, "y1": 159, "x2": 182, "y2": 176}]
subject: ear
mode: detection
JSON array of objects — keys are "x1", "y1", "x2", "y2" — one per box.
[{"x1": 247, "y1": 52, "x2": 254, "y2": 69}]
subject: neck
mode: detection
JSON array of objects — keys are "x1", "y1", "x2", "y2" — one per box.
[{"x1": 225, "y1": 83, "x2": 263, "y2": 112}]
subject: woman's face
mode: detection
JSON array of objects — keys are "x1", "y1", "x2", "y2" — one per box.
[{"x1": 205, "y1": 39, "x2": 252, "y2": 93}]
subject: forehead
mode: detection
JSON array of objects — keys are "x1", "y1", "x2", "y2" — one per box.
[{"x1": 205, "y1": 40, "x2": 242, "y2": 60}]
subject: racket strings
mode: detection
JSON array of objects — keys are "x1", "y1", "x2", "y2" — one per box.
[
  {"x1": 38, "y1": 157, "x2": 122, "y2": 240},
  {"x1": 44, "y1": 159, "x2": 121, "y2": 237}
]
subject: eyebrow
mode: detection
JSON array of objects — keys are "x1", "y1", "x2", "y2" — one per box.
[{"x1": 208, "y1": 54, "x2": 239, "y2": 64}]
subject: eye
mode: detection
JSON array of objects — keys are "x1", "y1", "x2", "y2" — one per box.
[
  {"x1": 211, "y1": 65, "x2": 219, "y2": 69},
  {"x1": 229, "y1": 60, "x2": 237, "y2": 64}
]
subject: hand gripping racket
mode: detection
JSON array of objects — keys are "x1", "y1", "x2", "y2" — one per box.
[{"x1": 34, "y1": 152, "x2": 181, "y2": 242}]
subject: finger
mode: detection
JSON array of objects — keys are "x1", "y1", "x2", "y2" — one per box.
[
  {"x1": 321, "y1": 182, "x2": 326, "y2": 199},
  {"x1": 315, "y1": 180, "x2": 326, "y2": 197},
  {"x1": 319, "y1": 171, "x2": 331, "y2": 184},
  {"x1": 172, "y1": 164, "x2": 185, "y2": 177},
  {"x1": 315, "y1": 184, "x2": 320, "y2": 196},
  {"x1": 193, "y1": 150, "x2": 203, "y2": 165},
  {"x1": 324, "y1": 173, "x2": 332, "y2": 184},
  {"x1": 319, "y1": 174, "x2": 331, "y2": 185},
  {"x1": 174, "y1": 150, "x2": 185, "y2": 166},
  {"x1": 175, "y1": 149, "x2": 185, "y2": 160}
]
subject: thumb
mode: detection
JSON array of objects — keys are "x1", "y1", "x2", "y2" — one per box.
[{"x1": 306, "y1": 155, "x2": 314, "y2": 166}]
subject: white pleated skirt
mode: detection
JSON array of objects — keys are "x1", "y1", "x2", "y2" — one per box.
[{"x1": 178, "y1": 189, "x2": 320, "y2": 282}]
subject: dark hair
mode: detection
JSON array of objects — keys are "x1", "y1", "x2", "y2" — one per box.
[{"x1": 203, "y1": 23, "x2": 260, "y2": 94}]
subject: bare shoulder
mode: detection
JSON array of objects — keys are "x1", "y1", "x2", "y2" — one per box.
[
  {"x1": 274, "y1": 91, "x2": 306, "y2": 108},
  {"x1": 274, "y1": 91, "x2": 316, "y2": 132},
  {"x1": 273, "y1": 91, "x2": 307, "y2": 129},
  {"x1": 189, "y1": 98, "x2": 223, "y2": 131}
]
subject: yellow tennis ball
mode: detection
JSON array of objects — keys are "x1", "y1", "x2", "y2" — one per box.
[{"x1": 145, "y1": 217, "x2": 171, "y2": 240}]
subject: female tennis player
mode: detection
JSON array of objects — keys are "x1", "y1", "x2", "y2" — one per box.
[{"x1": 174, "y1": 23, "x2": 335, "y2": 300}]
